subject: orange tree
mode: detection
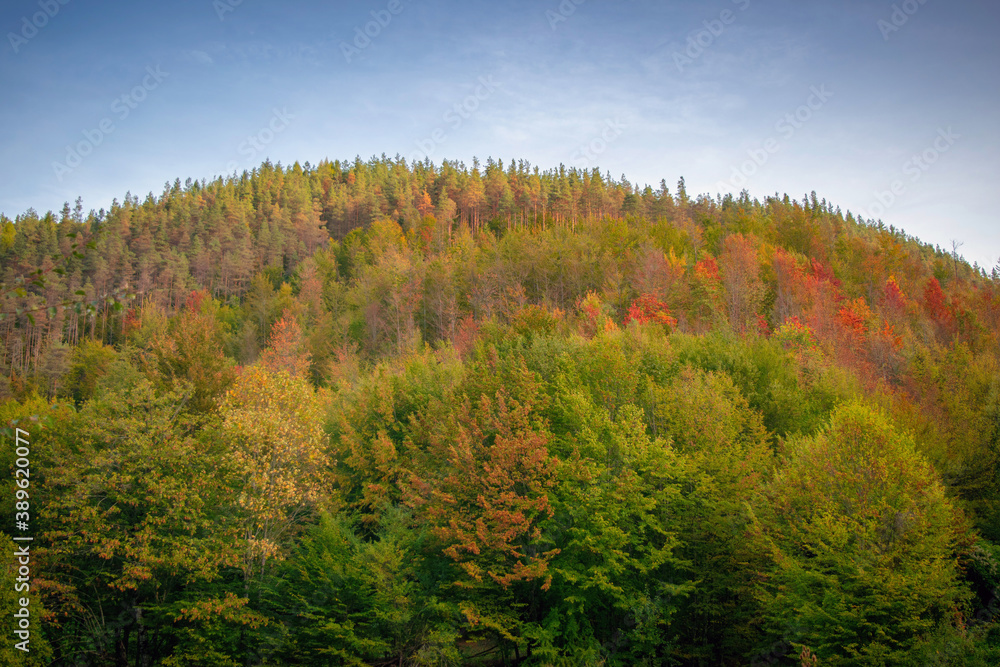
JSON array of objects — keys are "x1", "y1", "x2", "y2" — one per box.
[{"x1": 406, "y1": 349, "x2": 559, "y2": 661}]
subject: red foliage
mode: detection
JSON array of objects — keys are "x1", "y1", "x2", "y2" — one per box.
[
  {"x1": 810, "y1": 258, "x2": 841, "y2": 289},
  {"x1": 624, "y1": 294, "x2": 678, "y2": 330},
  {"x1": 773, "y1": 249, "x2": 839, "y2": 325},
  {"x1": 580, "y1": 296, "x2": 600, "y2": 323},
  {"x1": 184, "y1": 289, "x2": 209, "y2": 313},
  {"x1": 837, "y1": 298, "x2": 870, "y2": 337},
  {"x1": 695, "y1": 256, "x2": 720, "y2": 281},
  {"x1": 122, "y1": 307, "x2": 142, "y2": 337},
  {"x1": 576, "y1": 291, "x2": 610, "y2": 338},
  {"x1": 883, "y1": 276, "x2": 907, "y2": 316},
  {"x1": 923, "y1": 278, "x2": 953, "y2": 324}
]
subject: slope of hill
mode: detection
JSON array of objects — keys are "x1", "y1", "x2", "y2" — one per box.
[{"x1": 1, "y1": 158, "x2": 999, "y2": 665}]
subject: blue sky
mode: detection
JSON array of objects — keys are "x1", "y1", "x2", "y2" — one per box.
[{"x1": 1, "y1": 0, "x2": 998, "y2": 269}]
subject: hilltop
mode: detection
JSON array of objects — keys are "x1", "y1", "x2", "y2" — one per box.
[{"x1": 1, "y1": 157, "x2": 999, "y2": 665}]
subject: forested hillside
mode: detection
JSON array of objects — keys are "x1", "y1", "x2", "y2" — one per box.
[{"x1": 2, "y1": 157, "x2": 1000, "y2": 665}]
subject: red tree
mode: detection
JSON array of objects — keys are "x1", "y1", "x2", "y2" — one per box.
[
  {"x1": 624, "y1": 293, "x2": 678, "y2": 330},
  {"x1": 923, "y1": 278, "x2": 952, "y2": 324}
]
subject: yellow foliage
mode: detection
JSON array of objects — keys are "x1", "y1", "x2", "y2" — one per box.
[{"x1": 221, "y1": 364, "x2": 330, "y2": 577}]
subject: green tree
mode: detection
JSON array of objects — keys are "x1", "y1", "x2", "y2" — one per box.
[
  {"x1": 754, "y1": 403, "x2": 973, "y2": 665},
  {"x1": 265, "y1": 507, "x2": 462, "y2": 666},
  {"x1": 37, "y1": 380, "x2": 248, "y2": 665},
  {"x1": 536, "y1": 387, "x2": 693, "y2": 665},
  {"x1": 652, "y1": 367, "x2": 773, "y2": 663},
  {"x1": 62, "y1": 339, "x2": 117, "y2": 405}
]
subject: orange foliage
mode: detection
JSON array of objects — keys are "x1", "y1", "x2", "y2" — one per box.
[
  {"x1": 624, "y1": 293, "x2": 678, "y2": 330},
  {"x1": 695, "y1": 255, "x2": 720, "y2": 281},
  {"x1": 837, "y1": 297, "x2": 871, "y2": 336},
  {"x1": 416, "y1": 190, "x2": 434, "y2": 218},
  {"x1": 452, "y1": 313, "x2": 480, "y2": 358},
  {"x1": 884, "y1": 276, "x2": 906, "y2": 311},
  {"x1": 259, "y1": 309, "x2": 311, "y2": 378},
  {"x1": 414, "y1": 387, "x2": 559, "y2": 590},
  {"x1": 879, "y1": 321, "x2": 903, "y2": 350}
]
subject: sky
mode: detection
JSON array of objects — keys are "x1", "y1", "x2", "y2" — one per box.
[{"x1": 1, "y1": 0, "x2": 998, "y2": 269}]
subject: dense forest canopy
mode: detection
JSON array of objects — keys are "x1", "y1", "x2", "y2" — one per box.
[{"x1": 1, "y1": 156, "x2": 999, "y2": 665}]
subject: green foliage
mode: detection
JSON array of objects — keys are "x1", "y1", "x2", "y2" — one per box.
[
  {"x1": 539, "y1": 392, "x2": 693, "y2": 664},
  {"x1": 754, "y1": 403, "x2": 972, "y2": 665},
  {"x1": 62, "y1": 338, "x2": 117, "y2": 405},
  {"x1": 331, "y1": 347, "x2": 466, "y2": 523},
  {"x1": 265, "y1": 508, "x2": 462, "y2": 666},
  {"x1": 671, "y1": 331, "x2": 858, "y2": 439},
  {"x1": 652, "y1": 367, "x2": 774, "y2": 662},
  {"x1": 38, "y1": 379, "x2": 249, "y2": 665}
]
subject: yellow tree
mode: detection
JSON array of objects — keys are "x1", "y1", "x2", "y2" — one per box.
[{"x1": 220, "y1": 364, "x2": 330, "y2": 589}]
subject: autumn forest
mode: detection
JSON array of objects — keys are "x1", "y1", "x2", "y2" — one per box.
[{"x1": 2, "y1": 156, "x2": 1000, "y2": 666}]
